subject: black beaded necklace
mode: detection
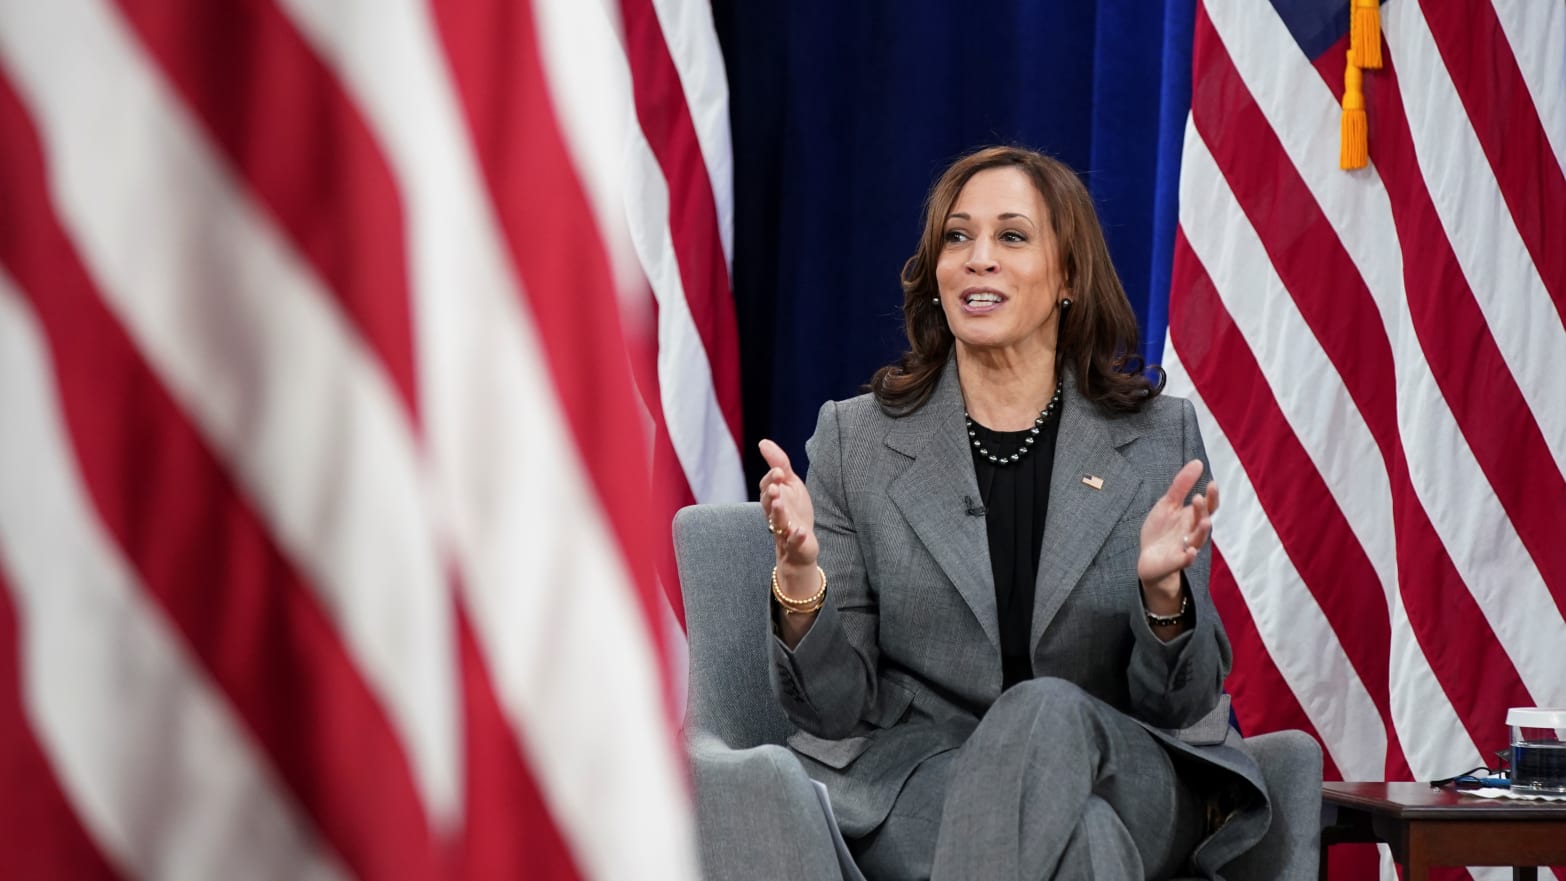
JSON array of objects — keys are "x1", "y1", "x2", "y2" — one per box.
[{"x1": 964, "y1": 380, "x2": 1064, "y2": 466}]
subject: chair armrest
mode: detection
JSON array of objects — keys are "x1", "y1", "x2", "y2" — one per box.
[
  {"x1": 687, "y1": 734, "x2": 846, "y2": 881},
  {"x1": 1223, "y1": 730, "x2": 1323, "y2": 881}
]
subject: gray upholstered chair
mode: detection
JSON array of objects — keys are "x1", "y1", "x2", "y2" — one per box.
[{"x1": 675, "y1": 502, "x2": 1322, "y2": 881}]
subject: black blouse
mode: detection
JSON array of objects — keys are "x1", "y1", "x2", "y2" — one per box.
[{"x1": 967, "y1": 402, "x2": 1063, "y2": 690}]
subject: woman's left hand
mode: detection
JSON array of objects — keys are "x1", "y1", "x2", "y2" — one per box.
[{"x1": 1137, "y1": 459, "x2": 1219, "y2": 599}]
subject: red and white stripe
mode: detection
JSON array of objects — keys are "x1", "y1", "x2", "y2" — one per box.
[
  {"x1": 0, "y1": 0, "x2": 735, "y2": 876},
  {"x1": 1168, "y1": 0, "x2": 1565, "y2": 877},
  {"x1": 614, "y1": 0, "x2": 747, "y2": 634},
  {"x1": 0, "y1": 268, "x2": 350, "y2": 881}
]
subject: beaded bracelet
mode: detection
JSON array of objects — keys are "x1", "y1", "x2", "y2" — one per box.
[
  {"x1": 772, "y1": 565, "x2": 827, "y2": 615},
  {"x1": 1145, "y1": 592, "x2": 1190, "y2": 628}
]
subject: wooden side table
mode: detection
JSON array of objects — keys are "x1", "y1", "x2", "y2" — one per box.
[{"x1": 1321, "y1": 782, "x2": 1566, "y2": 881}]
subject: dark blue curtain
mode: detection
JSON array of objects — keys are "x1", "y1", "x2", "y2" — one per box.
[{"x1": 712, "y1": 0, "x2": 1197, "y2": 483}]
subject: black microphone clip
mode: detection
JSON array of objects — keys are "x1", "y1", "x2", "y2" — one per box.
[{"x1": 964, "y1": 495, "x2": 986, "y2": 517}]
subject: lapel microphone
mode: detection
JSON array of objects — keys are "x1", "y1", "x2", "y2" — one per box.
[{"x1": 963, "y1": 495, "x2": 986, "y2": 517}]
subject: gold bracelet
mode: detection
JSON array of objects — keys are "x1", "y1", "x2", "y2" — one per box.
[
  {"x1": 779, "y1": 594, "x2": 824, "y2": 615},
  {"x1": 772, "y1": 565, "x2": 826, "y2": 611},
  {"x1": 772, "y1": 565, "x2": 827, "y2": 614}
]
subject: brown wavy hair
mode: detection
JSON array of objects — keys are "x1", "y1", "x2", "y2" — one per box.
[{"x1": 871, "y1": 146, "x2": 1164, "y2": 414}]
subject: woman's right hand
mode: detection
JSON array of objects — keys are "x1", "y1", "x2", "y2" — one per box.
[{"x1": 758, "y1": 439, "x2": 819, "y2": 580}]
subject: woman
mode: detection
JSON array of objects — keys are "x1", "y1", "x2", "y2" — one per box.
[{"x1": 757, "y1": 146, "x2": 1269, "y2": 881}]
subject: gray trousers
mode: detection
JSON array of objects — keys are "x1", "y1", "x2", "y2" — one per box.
[{"x1": 851, "y1": 678, "x2": 1206, "y2": 881}]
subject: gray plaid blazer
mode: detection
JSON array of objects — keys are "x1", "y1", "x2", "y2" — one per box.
[{"x1": 769, "y1": 358, "x2": 1270, "y2": 876}]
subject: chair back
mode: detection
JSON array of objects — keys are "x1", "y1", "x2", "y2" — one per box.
[{"x1": 673, "y1": 502, "x2": 795, "y2": 749}]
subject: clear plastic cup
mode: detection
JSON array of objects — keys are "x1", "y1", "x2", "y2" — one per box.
[{"x1": 1507, "y1": 707, "x2": 1566, "y2": 795}]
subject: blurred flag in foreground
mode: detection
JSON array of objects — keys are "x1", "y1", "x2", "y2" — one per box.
[
  {"x1": 0, "y1": 0, "x2": 740, "y2": 878},
  {"x1": 1166, "y1": 1, "x2": 1565, "y2": 877}
]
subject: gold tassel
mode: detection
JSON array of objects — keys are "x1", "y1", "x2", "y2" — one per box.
[
  {"x1": 1350, "y1": 0, "x2": 1383, "y2": 69},
  {"x1": 1340, "y1": 61, "x2": 1368, "y2": 170}
]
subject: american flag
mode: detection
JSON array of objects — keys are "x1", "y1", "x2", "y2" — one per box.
[
  {"x1": 1164, "y1": 0, "x2": 1565, "y2": 877},
  {"x1": 0, "y1": 0, "x2": 742, "y2": 878}
]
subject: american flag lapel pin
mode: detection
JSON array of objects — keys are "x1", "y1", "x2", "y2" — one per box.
[{"x1": 1082, "y1": 475, "x2": 1104, "y2": 490}]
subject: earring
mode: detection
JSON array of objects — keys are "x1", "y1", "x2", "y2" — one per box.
[
  {"x1": 1061, "y1": 298, "x2": 1072, "y2": 308},
  {"x1": 931, "y1": 297, "x2": 939, "y2": 305}
]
